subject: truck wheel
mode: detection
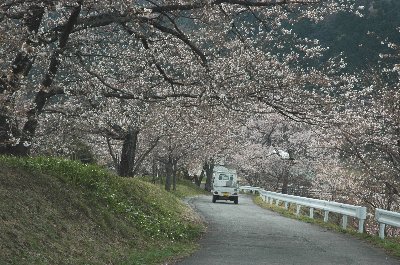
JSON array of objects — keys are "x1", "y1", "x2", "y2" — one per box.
[
  {"x1": 212, "y1": 195, "x2": 217, "y2": 203},
  {"x1": 234, "y1": 197, "x2": 238, "y2": 204}
]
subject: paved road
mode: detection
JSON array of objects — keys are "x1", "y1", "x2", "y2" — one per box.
[{"x1": 178, "y1": 195, "x2": 400, "y2": 265}]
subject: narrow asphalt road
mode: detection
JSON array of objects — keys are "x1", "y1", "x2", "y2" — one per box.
[{"x1": 178, "y1": 195, "x2": 400, "y2": 265}]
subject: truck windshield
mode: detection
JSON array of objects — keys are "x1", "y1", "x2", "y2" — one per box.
[{"x1": 219, "y1": 174, "x2": 230, "y2": 180}]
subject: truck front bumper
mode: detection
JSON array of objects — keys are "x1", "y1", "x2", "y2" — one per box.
[{"x1": 213, "y1": 192, "x2": 238, "y2": 201}]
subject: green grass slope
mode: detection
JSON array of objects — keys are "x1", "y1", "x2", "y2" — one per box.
[{"x1": 0, "y1": 156, "x2": 205, "y2": 265}]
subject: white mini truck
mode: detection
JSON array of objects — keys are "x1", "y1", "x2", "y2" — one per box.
[{"x1": 211, "y1": 166, "x2": 239, "y2": 204}]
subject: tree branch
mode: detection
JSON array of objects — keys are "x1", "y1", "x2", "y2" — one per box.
[{"x1": 132, "y1": 136, "x2": 162, "y2": 176}]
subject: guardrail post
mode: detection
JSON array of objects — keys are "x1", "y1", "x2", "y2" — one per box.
[
  {"x1": 270, "y1": 198, "x2": 273, "y2": 205},
  {"x1": 342, "y1": 215, "x2": 348, "y2": 229},
  {"x1": 358, "y1": 219, "x2": 364, "y2": 233},
  {"x1": 296, "y1": 205, "x2": 301, "y2": 216},
  {"x1": 276, "y1": 200, "x2": 280, "y2": 206},
  {"x1": 379, "y1": 223, "x2": 386, "y2": 239},
  {"x1": 310, "y1": 208, "x2": 314, "y2": 219},
  {"x1": 357, "y1": 207, "x2": 367, "y2": 233},
  {"x1": 324, "y1": 211, "x2": 329, "y2": 222},
  {"x1": 284, "y1": 202, "x2": 289, "y2": 210}
]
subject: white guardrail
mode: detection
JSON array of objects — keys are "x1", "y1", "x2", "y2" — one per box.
[
  {"x1": 239, "y1": 186, "x2": 367, "y2": 233},
  {"x1": 375, "y1": 208, "x2": 400, "y2": 239},
  {"x1": 239, "y1": 186, "x2": 261, "y2": 193}
]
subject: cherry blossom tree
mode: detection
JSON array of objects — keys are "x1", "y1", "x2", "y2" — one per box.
[
  {"x1": 146, "y1": 101, "x2": 244, "y2": 190},
  {"x1": 1, "y1": 0, "x2": 83, "y2": 155},
  {"x1": 326, "y1": 82, "x2": 400, "y2": 210},
  {"x1": 1, "y1": 0, "x2": 357, "y2": 157},
  {"x1": 231, "y1": 113, "x2": 321, "y2": 194}
]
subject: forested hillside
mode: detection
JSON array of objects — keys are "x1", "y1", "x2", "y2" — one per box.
[{"x1": 292, "y1": 0, "x2": 400, "y2": 73}]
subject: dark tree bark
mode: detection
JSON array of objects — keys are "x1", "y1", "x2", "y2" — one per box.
[
  {"x1": 194, "y1": 169, "x2": 205, "y2": 187},
  {"x1": 118, "y1": 128, "x2": 139, "y2": 177},
  {"x1": 281, "y1": 172, "x2": 289, "y2": 194},
  {"x1": 281, "y1": 157, "x2": 295, "y2": 194},
  {"x1": 172, "y1": 159, "x2": 178, "y2": 191},
  {"x1": 165, "y1": 154, "x2": 173, "y2": 191},
  {"x1": 191, "y1": 169, "x2": 204, "y2": 187},
  {"x1": 204, "y1": 158, "x2": 215, "y2": 192},
  {"x1": 151, "y1": 156, "x2": 158, "y2": 183}
]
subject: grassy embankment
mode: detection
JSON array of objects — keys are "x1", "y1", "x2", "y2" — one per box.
[
  {"x1": 253, "y1": 195, "x2": 400, "y2": 258},
  {"x1": 0, "y1": 156, "x2": 207, "y2": 265}
]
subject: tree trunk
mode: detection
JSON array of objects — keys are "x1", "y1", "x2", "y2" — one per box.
[
  {"x1": 172, "y1": 159, "x2": 178, "y2": 191},
  {"x1": 204, "y1": 159, "x2": 214, "y2": 192},
  {"x1": 165, "y1": 155, "x2": 173, "y2": 191},
  {"x1": 119, "y1": 128, "x2": 139, "y2": 177},
  {"x1": 195, "y1": 169, "x2": 205, "y2": 187},
  {"x1": 281, "y1": 174, "x2": 289, "y2": 194},
  {"x1": 152, "y1": 156, "x2": 158, "y2": 184},
  {"x1": 282, "y1": 159, "x2": 294, "y2": 194}
]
